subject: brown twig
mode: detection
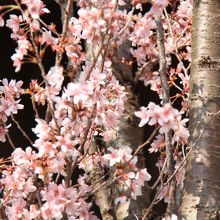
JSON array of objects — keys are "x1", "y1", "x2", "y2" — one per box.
[
  {"x1": 55, "y1": 0, "x2": 73, "y2": 65},
  {"x1": 133, "y1": 126, "x2": 160, "y2": 156},
  {"x1": 151, "y1": 158, "x2": 168, "y2": 190},
  {"x1": 11, "y1": 115, "x2": 33, "y2": 145},
  {"x1": 30, "y1": 30, "x2": 60, "y2": 130},
  {"x1": 155, "y1": 16, "x2": 177, "y2": 215},
  {"x1": 5, "y1": 132, "x2": 16, "y2": 150},
  {"x1": 83, "y1": 0, "x2": 119, "y2": 82},
  {"x1": 31, "y1": 95, "x2": 40, "y2": 119},
  {"x1": 109, "y1": 7, "x2": 135, "y2": 43},
  {"x1": 164, "y1": 9, "x2": 189, "y2": 77}
]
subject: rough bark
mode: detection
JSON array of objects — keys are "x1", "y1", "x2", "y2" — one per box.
[
  {"x1": 180, "y1": 1, "x2": 220, "y2": 219},
  {"x1": 114, "y1": 84, "x2": 150, "y2": 220}
]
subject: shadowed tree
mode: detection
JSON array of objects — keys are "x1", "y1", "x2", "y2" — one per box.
[{"x1": 180, "y1": 0, "x2": 220, "y2": 219}]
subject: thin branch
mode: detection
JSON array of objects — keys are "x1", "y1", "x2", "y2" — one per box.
[
  {"x1": 38, "y1": 18, "x2": 60, "y2": 36},
  {"x1": 11, "y1": 115, "x2": 33, "y2": 145},
  {"x1": 155, "y1": 16, "x2": 177, "y2": 215},
  {"x1": 6, "y1": 132, "x2": 16, "y2": 150},
  {"x1": 31, "y1": 95, "x2": 40, "y2": 119},
  {"x1": 151, "y1": 158, "x2": 167, "y2": 190},
  {"x1": 71, "y1": 110, "x2": 96, "y2": 173},
  {"x1": 83, "y1": 42, "x2": 105, "y2": 81},
  {"x1": 133, "y1": 126, "x2": 159, "y2": 156},
  {"x1": 164, "y1": 9, "x2": 189, "y2": 77},
  {"x1": 83, "y1": 0, "x2": 119, "y2": 82},
  {"x1": 29, "y1": 30, "x2": 60, "y2": 130},
  {"x1": 110, "y1": 7, "x2": 135, "y2": 43},
  {"x1": 55, "y1": 0, "x2": 73, "y2": 65}
]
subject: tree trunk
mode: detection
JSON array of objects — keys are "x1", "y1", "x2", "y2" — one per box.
[{"x1": 180, "y1": 1, "x2": 220, "y2": 219}]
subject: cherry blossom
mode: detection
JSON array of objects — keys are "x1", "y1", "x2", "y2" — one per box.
[
  {"x1": 0, "y1": 0, "x2": 192, "y2": 218},
  {"x1": 21, "y1": 0, "x2": 50, "y2": 20},
  {"x1": 134, "y1": 106, "x2": 149, "y2": 127},
  {"x1": 103, "y1": 146, "x2": 133, "y2": 167},
  {"x1": 46, "y1": 66, "x2": 64, "y2": 96},
  {"x1": 149, "y1": 134, "x2": 165, "y2": 153},
  {"x1": 6, "y1": 14, "x2": 22, "y2": 33}
]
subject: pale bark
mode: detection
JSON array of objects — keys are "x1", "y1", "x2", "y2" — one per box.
[{"x1": 180, "y1": 1, "x2": 220, "y2": 219}]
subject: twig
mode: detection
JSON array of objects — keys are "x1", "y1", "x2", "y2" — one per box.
[
  {"x1": 71, "y1": 110, "x2": 96, "y2": 173},
  {"x1": 56, "y1": 0, "x2": 73, "y2": 65},
  {"x1": 155, "y1": 16, "x2": 177, "y2": 215},
  {"x1": 5, "y1": 133, "x2": 16, "y2": 150},
  {"x1": 31, "y1": 95, "x2": 40, "y2": 119},
  {"x1": 83, "y1": 0, "x2": 119, "y2": 82},
  {"x1": 38, "y1": 18, "x2": 60, "y2": 36},
  {"x1": 151, "y1": 158, "x2": 167, "y2": 190},
  {"x1": 29, "y1": 30, "x2": 60, "y2": 130},
  {"x1": 11, "y1": 115, "x2": 33, "y2": 145},
  {"x1": 83, "y1": 42, "x2": 105, "y2": 81},
  {"x1": 164, "y1": 9, "x2": 189, "y2": 77},
  {"x1": 133, "y1": 126, "x2": 159, "y2": 156},
  {"x1": 110, "y1": 7, "x2": 135, "y2": 43}
]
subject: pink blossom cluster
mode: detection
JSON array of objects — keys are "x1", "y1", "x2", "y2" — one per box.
[
  {"x1": 129, "y1": 0, "x2": 174, "y2": 66},
  {"x1": 2, "y1": 1, "x2": 50, "y2": 72},
  {"x1": 78, "y1": 0, "x2": 133, "y2": 40},
  {"x1": 21, "y1": 0, "x2": 50, "y2": 20},
  {"x1": 0, "y1": 0, "x2": 193, "y2": 218},
  {"x1": 31, "y1": 66, "x2": 64, "y2": 105},
  {"x1": 1, "y1": 148, "x2": 97, "y2": 220},
  {"x1": 133, "y1": 0, "x2": 192, "y2": 100},
  {"x1": 132, "y1": 2, "x2": 192, "y2": 201},
  {"x1": 31, "y1": 59, "x2": 127, "y2": 165},
  {"x1": 5, "y1": 13, "x2": 30, "y2": 72},
  {"x1": 135, "y1": 102, "x2": 189, "y2": 143},
  {"x1": 0, "y1": 79, "x2": 24, "y2": 142},
  {"x1": 135, "y1": 101, "x2": 189, "y2": 196},
  {"x1": 80, "y1": 145, "x2": 151, "y2": 203},
  {"x1": 0, "y1": 63, "x2": 151, "y2": 218}
]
